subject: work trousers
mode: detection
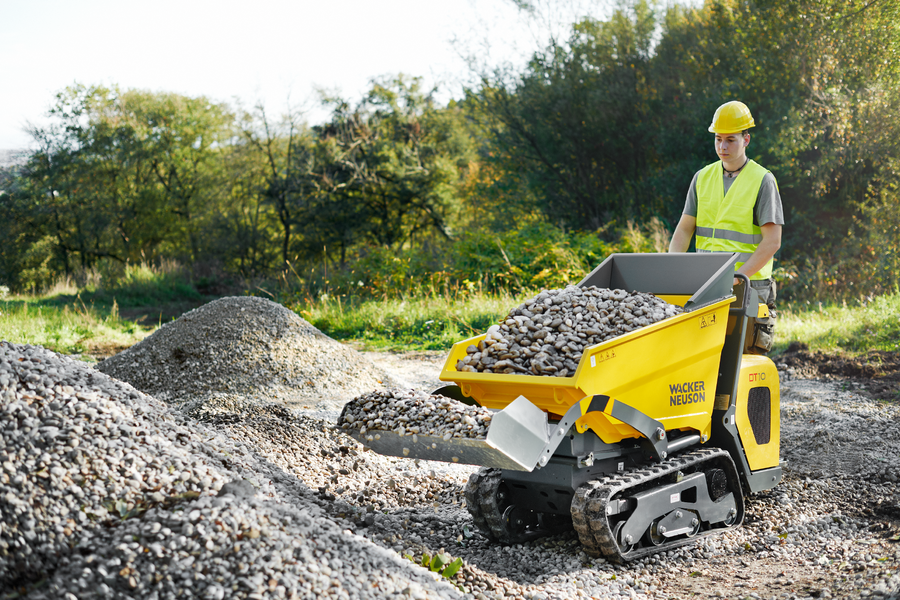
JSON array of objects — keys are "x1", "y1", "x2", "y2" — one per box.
[{"x1": 745, "y1": 279, "x2": 776, "y2": 355}]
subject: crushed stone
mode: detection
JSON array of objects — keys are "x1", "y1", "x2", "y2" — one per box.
[
  {"x1": 96, "y1": 296, "x2": 390, "y2": 413},
  {"x1": 457, "y1": 286, "x2": 682, "y2": 377},
  {"x1": 338, "y1": 389, "x2": 493, "y2": 440},
  {"x1": 3, "y1": 291, "x2": 900, "y2": 599},
  {"x1": 0, "y1": 341, "x2": 459, "y2": 599}
]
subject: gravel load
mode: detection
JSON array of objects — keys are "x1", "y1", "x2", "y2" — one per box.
[
  {"x1": 456, "y1": 286, "x2": 682, "y2": 377},
  {"x1": 338, "y1": 389, "x2": 493, "y2": 440},
  {"x1": 97, "y1": 296, "x2": 387, "y2": 413},
  {"x1": 0, "y1": 342, "x2": 459, "y2": 599}
]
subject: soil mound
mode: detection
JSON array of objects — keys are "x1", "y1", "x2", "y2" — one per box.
[
  {"x1": 97, "y1": 296, "x2": 388, "y2": 412},
  {"x1": 776, "y1": 341, "x2": 900, "y2": 401}
]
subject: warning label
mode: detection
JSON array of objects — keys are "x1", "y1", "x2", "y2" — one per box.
[{"x1": 699, "y1": 314, "x2": 717, "y2": 329}]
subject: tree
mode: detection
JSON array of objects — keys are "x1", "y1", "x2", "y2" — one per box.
[
  {"x1": 16, "y1": 84, "x2": 235, "y2": 280},
  {"x1": 652, "y1": 0, "x2": 900, "y2": 297},
  {"x1": 239, "y1": 104, "x2": 314, "y2": 269},
  {"x1": 465, "y1": 0, "x2": 666, "y2": 232},
  {"x1": 128, "y1": 90, "x2": 234, "y2": 262},
  {"x1": 465, "y1": 0, "x2": 900, "y2": 300},
  {"x1": 302, "y1": 76, "x2": 476, "y2": 266}
]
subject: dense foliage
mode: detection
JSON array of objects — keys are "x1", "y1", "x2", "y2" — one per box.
[{"x1": 2, "y1": 0, "x2": 898, "y2": 303}]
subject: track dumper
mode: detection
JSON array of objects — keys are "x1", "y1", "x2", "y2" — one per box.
[{"x1": 349, "y1": 253, "x2": 782, "y2": 562}]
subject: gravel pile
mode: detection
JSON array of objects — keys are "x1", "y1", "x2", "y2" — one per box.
[
  {"x1": 0, "y1": 342, "x2": 459, "y2": 599},
  {"x1": 338, "y1": 390, "x2": 493, "y2": 441},
  {"x1": 97, "y1": 296, "x2": 387, "y2": 413},
  {"x1": 4, "y1": 292, "x2": 900, "y2": 600},
  {"x1": 455, "y1": 286, "x2": 682, "y2": 377}
]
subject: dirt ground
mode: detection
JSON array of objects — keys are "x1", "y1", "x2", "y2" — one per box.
[{"x1": 776, "y1": 342, "x2": 900, "y2": 402}]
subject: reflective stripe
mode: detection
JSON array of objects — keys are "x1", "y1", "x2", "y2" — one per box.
[
  {"x1": 695, "y1": 227, "x2": 763, "y2": 245},
  {"x1": 697, "y1": 248, "x2": 754, "y2": 262}
]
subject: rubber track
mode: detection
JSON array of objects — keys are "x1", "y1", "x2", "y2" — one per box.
[
  {"x1": 464, "y1": 467, "x2": 501, "y2": 542},
  {"x1": 465, "y1": 467, "x2": 558, "y2": 544},
  {"x1": 571, "y1": 447, "x2": 742, "y2": 563}
]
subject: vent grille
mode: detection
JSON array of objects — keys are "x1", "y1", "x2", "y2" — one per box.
[{"x1": 747, "y1": 387, "x2": 771, "y2": 445}]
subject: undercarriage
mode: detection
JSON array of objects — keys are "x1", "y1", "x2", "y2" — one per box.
[{"x1": 466, "y1": 447, "x2": 744, "y2": 562}]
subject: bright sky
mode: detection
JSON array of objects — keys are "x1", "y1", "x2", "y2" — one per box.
[{"x1": 0, "y1": 0, "x2": 590, "y2": 151}]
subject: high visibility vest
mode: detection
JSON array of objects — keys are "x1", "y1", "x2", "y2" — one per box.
[{"x1": 695, "y1": 159, "x2": 773, "y2": 280}]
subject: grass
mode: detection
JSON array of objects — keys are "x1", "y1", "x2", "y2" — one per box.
[
  {"x1": 299, "y1": 289, "x2": 900, "y2": 357},
  {"x1": 291, "y1": 291, "x2": 524, "y2": 351},
  {"x1": 0, "y1": 296, "x2": 152, "y2": 360},
  {"x1": 0, "y1": 261, "x2": 228, "y2": 360},
  {"x1": 775, "y1": 293, "x2": 900, "y2": 356},
  {"x1": 44, "y1": 261, "x2": 210, "y2": 309},
  {"x1": 3, "y1": 263, "x2": 899, "y2": 359}
]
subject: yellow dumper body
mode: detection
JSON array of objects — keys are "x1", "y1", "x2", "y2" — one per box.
[
  {"x1": 350, "y1": 252, "x2": 782, "y2": 561},
  {"x1": 440, "y1": 295, "x2": 731, "y2": 447}
]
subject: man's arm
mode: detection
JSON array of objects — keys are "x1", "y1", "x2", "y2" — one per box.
[
  {"x1": 736, "y1": 222, "x2": 782, "y2": 279},
  {"x1": 668, "y1": 214, "x2": 696, "y2": 253}
]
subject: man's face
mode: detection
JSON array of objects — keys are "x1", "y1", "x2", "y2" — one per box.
[{"x1": 715, "y1": 132, "x2": 750, "y2": 164}]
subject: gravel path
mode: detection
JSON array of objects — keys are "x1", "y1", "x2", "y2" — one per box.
[{"x1": 3, "y1": 296, "x2": 900, "y2": 599}]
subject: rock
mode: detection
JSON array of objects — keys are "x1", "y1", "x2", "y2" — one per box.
[{"x1": 217, "y1": 479, "x2": 257, "y2": 499}]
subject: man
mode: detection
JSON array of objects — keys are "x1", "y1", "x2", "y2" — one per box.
[{"x1": 668, "y1": 100, "x2": 784, "y2": 353}]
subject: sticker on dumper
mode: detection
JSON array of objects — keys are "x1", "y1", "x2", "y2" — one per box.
[
  {"x1": 670, "y1": 492, "x2": 680, "y2": 503},
  {"x1": 592, "y1": 350, "x2": 616, "y2": 366},
  {"x1": 699, "y1": 314, "x2": 717, "y2": 329}
]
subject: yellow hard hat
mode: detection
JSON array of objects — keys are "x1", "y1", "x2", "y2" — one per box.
[{"x1": 708, "y1": 101, "x2": 755, "y2": 133}]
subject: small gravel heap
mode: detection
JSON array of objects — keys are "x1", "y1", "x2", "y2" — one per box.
[
  {"x1": 339, "y1": 389, "x2": 493, "y2": 440},
  {"x1": 0, "y1": 342, "x2": 459, "y2": 599},
  {"x1": 97, "y1": 296, "x2": 386, "y2": 413},
  {"x1": 456, "y1": 286, "x2": 682, "y2": 377}
]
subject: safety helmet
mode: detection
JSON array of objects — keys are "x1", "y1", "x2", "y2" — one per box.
[{"x1": 708, "y1": 101, "x2": 755, "y2": 134}]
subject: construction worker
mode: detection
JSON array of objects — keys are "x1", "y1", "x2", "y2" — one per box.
[{"x1": 668, "y1": 101, "x2": 784, "y2": 353}]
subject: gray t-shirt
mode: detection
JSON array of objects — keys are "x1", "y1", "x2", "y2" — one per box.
[{"x1": 683, "y1": 168, "x2": 784, "y2": 227}]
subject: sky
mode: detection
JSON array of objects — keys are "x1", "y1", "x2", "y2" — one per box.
[{"x1": 0, "y1": 0, "x2": 591, "y2": 151}]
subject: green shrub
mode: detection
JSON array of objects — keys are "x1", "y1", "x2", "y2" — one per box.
[
  {"x1": 279, "y1": 219, "x2": 672, "y2": 302},
  {"x1": 447, "y1": 221, "x2": 612, "y2": 293},
  {"x1": 14, "y1": 235, "x2": 58, "y2": 293}
]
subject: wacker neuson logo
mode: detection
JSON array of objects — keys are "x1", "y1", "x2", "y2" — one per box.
[{"x1": 669, "y1": 381, "x2": 706, "y2": 406}]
